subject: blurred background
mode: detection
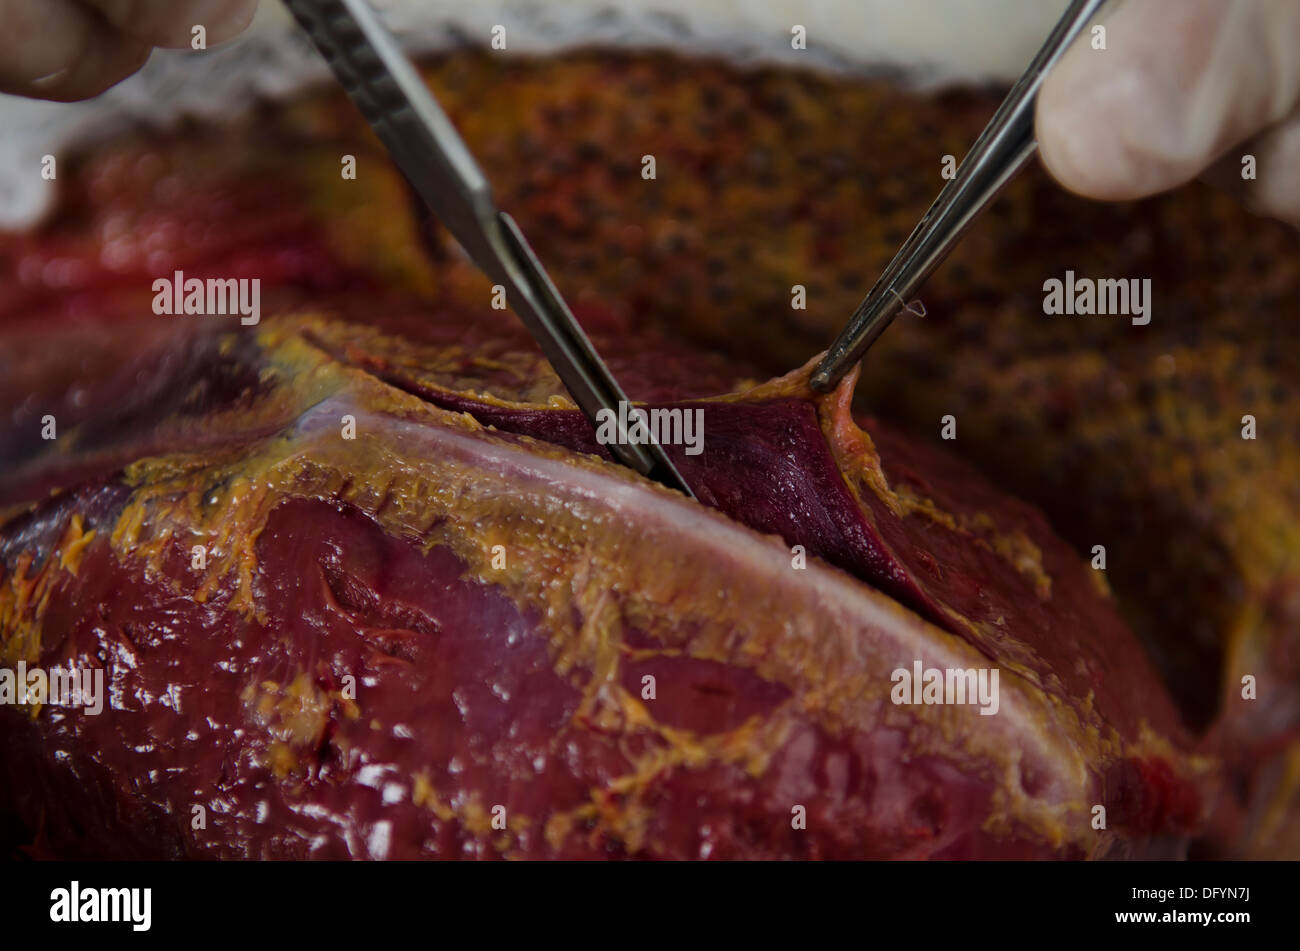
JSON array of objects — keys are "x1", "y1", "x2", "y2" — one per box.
[{"x1": 0, "y1": 0, "x2": 1070, "y2": 227}]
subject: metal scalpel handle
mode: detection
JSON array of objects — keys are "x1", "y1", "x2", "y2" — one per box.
[
  {"x1": 282, "y1": 0, "x2": 695, "y2": 497},
  {"x1": 810, "y1": 0, "x2": 1110, "y2": 392}
]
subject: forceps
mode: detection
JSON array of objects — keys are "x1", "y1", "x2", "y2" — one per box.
[
  {"x1": 282, "y1": 0, "x2": 695, "y2": 497},
  {"x1": 811, "y1": 0, "x2": 1110, "y2": 392}
]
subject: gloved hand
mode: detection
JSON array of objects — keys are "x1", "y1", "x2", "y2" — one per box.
[
  {"x1": 0, "y1": 0, "x2": 257, "y2": 101},
  {"x1": 1038, "y1": 0, "x2": 1300, "y2": 225}
]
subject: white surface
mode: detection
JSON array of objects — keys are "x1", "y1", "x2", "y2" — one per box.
[{"x1": 0, "y1": 0, "x2": 1069, "y2": 228}]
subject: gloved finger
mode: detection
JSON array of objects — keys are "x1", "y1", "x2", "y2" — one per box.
[
  {"x1": 22, "y1": 40, "x2": 151, "y2": 102},
  {"x1": 1036, "y1": 0, "x2": 1300, "y2": 201},
  {"x1": 0, "y1": 0, "x2": 150, "y2": 101},
  {"x1": 84, "y1": 0, "x2": 259, "y2": 50},
  {"x1": 1202, "y1": 111, "x2": 1300, "y2": 228}
]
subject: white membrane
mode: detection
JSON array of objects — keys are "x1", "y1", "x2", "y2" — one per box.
[{"x1": 0, "y1": 0, "x2": 1067, "y2": 228}]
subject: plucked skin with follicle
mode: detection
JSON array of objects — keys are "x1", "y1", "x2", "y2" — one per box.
[{"x1": 0, "y1": 48, "x2": 1296, "y2": 858}]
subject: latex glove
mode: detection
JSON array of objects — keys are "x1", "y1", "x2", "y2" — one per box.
[
  {"x1": 0, "y1": 0, "x2": 257, "y2": 101},
  {"x1": 1037, "y1": 0, "x2": 1300, "y2": 225}
]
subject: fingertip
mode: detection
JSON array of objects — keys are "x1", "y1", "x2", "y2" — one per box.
[
  {"x1": 1039, "y1": 42, "x2": 1218, "y2": 204},
  {"x1": 1036, "y1": 60, "x2": 1144, "y2": 202},
  {"x1": 1035, "y1": 56, "x2": 1097, "y2": 198},
  {"x1": 25, "y1": 36, "x2": 151, "y2": 101}
]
